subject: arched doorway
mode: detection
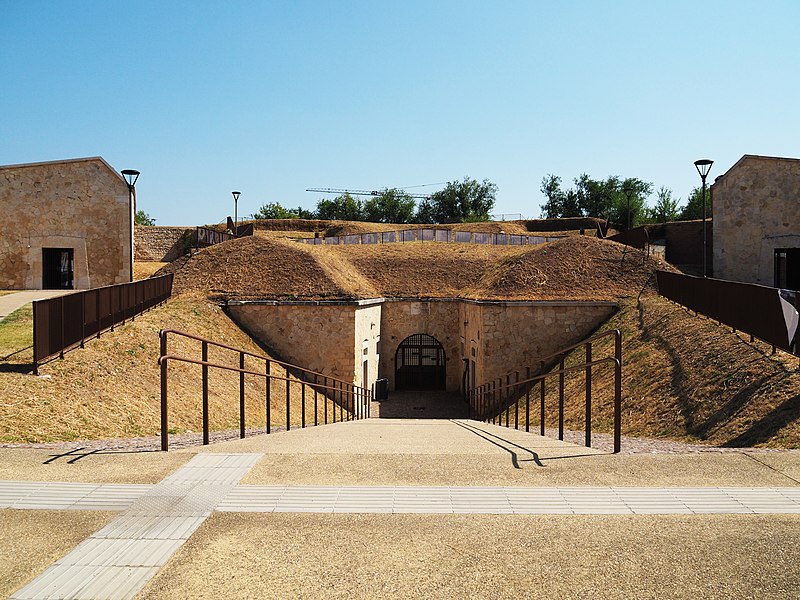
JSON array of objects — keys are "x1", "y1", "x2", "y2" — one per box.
[{"x1": 395, "y1": 333, "x2": 446, "y2": 390}]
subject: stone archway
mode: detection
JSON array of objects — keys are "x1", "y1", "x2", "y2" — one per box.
[{"x1": 395, "y1": 333, "x2": 446, "y2": 390}]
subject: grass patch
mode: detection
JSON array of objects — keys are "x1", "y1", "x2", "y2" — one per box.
[{"x1": 0, "y1": 303, "x2": 33, "y2": 362}]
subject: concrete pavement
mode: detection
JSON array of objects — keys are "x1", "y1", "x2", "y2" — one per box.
[{"x1": 0, "y1": 290, "x2": 69, "y2": 321}]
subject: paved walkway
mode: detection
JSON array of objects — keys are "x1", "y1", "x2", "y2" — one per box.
[
  {"x1": 3, "y1": 419, "x2": 800, "y2": 598},
  {"x1": 0, "y1": 290, "x2": 69, "y2": 321}
]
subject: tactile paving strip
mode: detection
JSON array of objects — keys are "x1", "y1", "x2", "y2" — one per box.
[
  {"x1": 217, "y1": 485, "x2": 800, "y2": 515},
  {"x1": 9, "y1": 453, "x2": 262, "y2": 600}
]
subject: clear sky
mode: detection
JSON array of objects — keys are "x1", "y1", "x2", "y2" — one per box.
[{"x1": 2, "y1": 1, "x2": 798, "y2": 226}]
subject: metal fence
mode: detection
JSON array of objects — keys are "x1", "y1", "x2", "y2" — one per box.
[
  {"x1": 158, "y1": 329, "x2": 372, "y2": 451},
  {"x1": 608, "y1": 226, "x2": 650, "y2": 252},
  {"x1": 298, "y1": 228, "x2": 562, "y2": 247},
  {"x1": 33, "y1": 274, "x2": 174, "y2": 373},
  {"x1": 196, "y1": 226, "x2": 235, "y2": 248},
  {"x1": 467, "y1": 329, "x2": 623, "y2": 453},
  {"x1": 656, "y1": 270, "x2": 798, "y2": 355}
]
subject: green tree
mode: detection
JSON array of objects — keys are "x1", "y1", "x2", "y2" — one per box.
[
  {"x1": 574, "y1": 174, "x2": 619, "y2": 219},
  {"x1": 314, "y1": 193, "x2": 364, "y2": 221},
  {"x1": 253, "y1": 202, "x2": 300, "y2": 219},
  {"x1": 135, "y1": 210, "x2": 156, "y2": 225},
  {"x1": 651, "y1": 186, "x2": 681, "y2": 223},
  {"x1": 540, "y1": 174, "x2": 564, "y2": 218},
  {"x1": 680, "y1": 186, "x2": 712, "y2": 220},
  {"x1": 607, "y1": 178, "x2": 653, "y2": 229},
  {"x1": 363, "y1": 188, "x2": 417, "y2": 223},
  {"x1": 423, "y1": 177, "x2": 497, "y2": 223}
]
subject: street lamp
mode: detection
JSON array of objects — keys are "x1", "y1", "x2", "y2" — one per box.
[
  {"x1": 622, "y1": 186, "x2": 634, "y2": 231},
  {"x1": 122, "y1": 169, "x2": 140, "y2": 283},
  {"x1": 694, "y1": 159, "x2": 713, "y2": 277},
  {"x1": 232, "y1": 191, "x2": 241, "y2": 235}
]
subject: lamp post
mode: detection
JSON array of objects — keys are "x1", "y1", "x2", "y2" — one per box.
[
  {"x1": 622, "y1": 186, "x2": 634, "y2": 231},
  {"x1": 122, "y1": 169, "x2": 140, "y2": 282},
  {"x1": 232, "y1": 191, "x2": 241, "y2": 236},
  {"x1": 694, "y1": 159, "x2": 713, "y2": 277}
]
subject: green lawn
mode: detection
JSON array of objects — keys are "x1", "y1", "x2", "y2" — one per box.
[{"x1": 0, "y1": 303, "x2": 33, "y2": 362}]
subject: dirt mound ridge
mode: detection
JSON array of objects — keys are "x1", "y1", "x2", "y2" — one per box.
[
  {"x1": 465, "y1": 236, "x2": 672, "y2": 301},
  {"x1": 170, "y1": 236, "x2": 350, "y2": 300}
]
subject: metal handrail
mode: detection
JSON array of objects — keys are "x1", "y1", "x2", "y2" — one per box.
[
  {"x1": 468, "y1": 329, "x2": 622, "y2": 453},
  {"x1": 158, "y1": 329, "x2": 372, "y2": 451}
]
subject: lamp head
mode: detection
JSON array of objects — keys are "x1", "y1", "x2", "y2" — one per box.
[
  {"x1": 694, "y1": 159, "x2": 713, "y2": 179},
  {"x1": 121, "y1": 169, "x2": 140, "y2": 187},
  {"x1": 232, "y1": 191, "x2": 241, "y2": 202}
]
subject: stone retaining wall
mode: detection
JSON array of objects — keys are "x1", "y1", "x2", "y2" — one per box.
[{"x1": 135, "y1": 226, "x2": 193, "y2": 262}]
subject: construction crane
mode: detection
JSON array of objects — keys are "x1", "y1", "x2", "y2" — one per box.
[{"x1": 306, "y1": 187, "x2": 434, "y2": 199}]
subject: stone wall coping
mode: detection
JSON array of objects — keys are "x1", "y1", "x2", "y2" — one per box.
[
  {"x1": 0, "y1": 156, "x2": 126, "y2": 184},
  {"x1": 227, "y1": 297, "x2": 618, "y2": 308},
  {"x1": 712, "y1": 153, "x2": 800, "y2": 189}
]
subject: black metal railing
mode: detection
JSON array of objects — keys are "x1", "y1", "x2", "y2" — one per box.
[
  {"x1": 467, "y1": 330, "x2": 623, "y2": 453},
  {"x1": 32, "y1": 274, "x2": 173, "y2": 373},
  {"x1": 656, "y1": 270, "x2": 798, "y2": 356},
  {"x1": 158, "y1": 329, "x2": 372, "y2": 451}
]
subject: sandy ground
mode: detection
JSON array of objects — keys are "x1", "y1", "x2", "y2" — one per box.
[
  {"x1": 0, "y1": 509, "x2": 115, "y2": 598},
  {"x1": 0, "y1": 448, "x2": 191, "y2": 483},
  {"x1": 138, "y1": 512, "x2": 800, "y2": 599}
]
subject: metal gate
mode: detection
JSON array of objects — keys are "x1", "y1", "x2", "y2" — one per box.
[{"x1": 395, "y1": 333, "x2": 446, "y2": 390}]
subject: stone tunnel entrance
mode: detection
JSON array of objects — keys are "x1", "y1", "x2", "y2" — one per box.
[{"x1": 394, "y1": 333, "x2": 446, "y2": 390}]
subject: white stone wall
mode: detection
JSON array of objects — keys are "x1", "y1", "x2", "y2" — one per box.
[
  {"x1": 712, "y1": 155, "x2": 800, "y2": 286},
  {"x1": 0, "y1": 157, "x2": 131, "y2": 289}
]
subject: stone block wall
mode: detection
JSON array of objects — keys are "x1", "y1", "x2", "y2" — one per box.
[
  {"x1": 135, "y1": 226, "x2": 193, "y2": 262},
  {"x1": 0, "y1": 157, "x2": 131, "y2": 289},
  {"x1": 712, "y1": 155, "x2": 800, "y2": 286},
  {"x1": 228, "y1": 298, "x2": 616, "y2": 395}
]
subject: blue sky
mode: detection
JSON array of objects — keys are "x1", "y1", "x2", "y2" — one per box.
[{"x1": 2, "y1": 1, "x2": 798, "y2": 226}]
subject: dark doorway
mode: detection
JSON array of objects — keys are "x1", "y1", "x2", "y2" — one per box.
[
  {"x1": 42, "y1": 248, "x2": 74, "y2": 290},
  {"x1": 395, "y1": 333, "x2": 446, "y2": 390},
  {"x1": 775, "y1": 248, "x2": 800, "y2": 291}
]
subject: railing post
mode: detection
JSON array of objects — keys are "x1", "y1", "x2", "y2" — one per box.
[
  {"x1": 525, "y1": 367, "x2": 530, "y2": 433},
  {"x1": 514, "y1": 371, "x2": 519, "y2": 430},
  {"x1": 585, "y1": 342, "x2": 592, "y2": 448},
  {"x1": 265, "y1": 360, "x2": 271, "y2": 434},
  {"x1": 80, "y1": 293, "x2": 85, "y2": 349},
  {"x1": 324, "y1": 376, "x2": 329, "y2": 424},
  {"x1": 614, "y1": 331, "x2": 622, "y2": 454},
  {"x1": 239, "y1": 352, "x2": 245, "y2": 439},
  {"x1": 96, "y1": 289, "x2": 101, "y2": 340},
  {"x1": 540, "y1": 360, "x2": 545, "y2": 436},
  {"x1": 160, "y1": 330, "x2": 168, "y2": 451},
  {"x1": 314, "y1": 374, "x2": 319, "y2": 426},
  {"x1": 301, "y1": 379, "x2": 306, "y2": 428},
  {"x1": 286, "y1": 371, "x2": 291, "y2": 431},
  {"x1": 558, "y1": 356, "x2": 565, "y2": 441},
  {"x1": 505, "y1": 374, "x2": 510, "y2": 428},
  {"x1": 202, "y1": 341, "x2": 209, "y2": 445}
]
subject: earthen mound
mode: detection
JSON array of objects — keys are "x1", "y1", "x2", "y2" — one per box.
[
  {"x1": 169, "y1": 236, "x2": 349, "y2": 300},
  {"x1": 465, "y1": 236, "x2": 673, "y2": 301}
]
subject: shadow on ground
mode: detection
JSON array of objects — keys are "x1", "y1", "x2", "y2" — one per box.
[{"x1": 372, "y1": 391, "x2": 469, "y2": 419}]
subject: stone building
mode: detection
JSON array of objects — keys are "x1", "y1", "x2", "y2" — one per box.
[
  {"x1": 712, "y1": 154, "x2": 800, "y2": 290},
  {"x1": 0, "y1": 157, "x2": 133, "y2": 290}
]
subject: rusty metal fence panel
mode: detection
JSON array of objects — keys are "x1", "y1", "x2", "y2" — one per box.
[
  {"x1": 33, "y1": 273, "x2": 174, "y2": 372},
  {"x1": 400, "y1": 230, "x2": 416, "y2": 242},
  {"x1": 381, "y1": 231, "x2": 397, "y2": 243},
  {"x1": 493, "y1": 234, "x2": 508, "y2": 245},
  {"x1": 420, "y1": 229, "x2": 435, "y2": 242},
  {"x1": 435, "y1": 229, "x2": 450, "y2": 242},
  {"x1": 509, "y1": 234, "x2": 525, "y2": 245},
  {"x1": 656, "y1": 270, "x2": 798, "y2": 354},
  {"x1": 196, "y1": 226, "x2": 234, "y2": 247},
  {"x1": 454, "y1": 231, "x2": 471, "y2": 244},
  {"x1": 608, "y1": 226, "x2": 649, "y2": 251},
  {"x1": 473, "y1": 232, "x2": 490, "y2": 244}
]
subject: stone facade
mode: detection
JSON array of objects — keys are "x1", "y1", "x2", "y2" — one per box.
[
  {"x1": 227, "y1": 298, "x2": 615, "y2": 394},
  {"x1": 135, "y1": 226, "x2": 193, "y2": 262},
  {"x1": 0, "y1": 157, "x2": 132, "y2": 289},
  {"x1": 712, "y1": 155, "x2": 800, "y2": 286}
]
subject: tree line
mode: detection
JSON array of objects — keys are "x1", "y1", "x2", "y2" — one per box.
[
  {"x1": 540, "y1": 173, "x2": 711, "y2": 228},
  {"x1": 251, "y1": 177, "x2": 497, "y2": 224}
]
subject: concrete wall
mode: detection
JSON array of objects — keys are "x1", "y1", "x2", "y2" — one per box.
[
  {"x1": 712, "y1": 155, "x2": 800, "y2": 286},
  {"x1": 379, "y1": 300, "x2": 462, "y2": 392},
  {"x1": 0, "y1": 157, "x2": 131, "y2": 289},
  {"x1": 135, "y1": 226, "x2": 193, "y2": 262},
  {"x1": 228, "y1": 298, "x2": 616, "y2": 395}
]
